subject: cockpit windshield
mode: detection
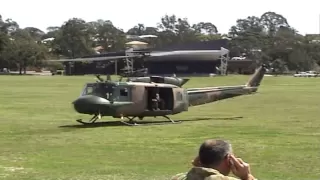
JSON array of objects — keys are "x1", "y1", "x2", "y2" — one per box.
[{"x1": 81, "y1": 83, "x2": 115, "y2": 100}]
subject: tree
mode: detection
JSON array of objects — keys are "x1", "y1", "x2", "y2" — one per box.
[
  {"x1": 260, "y1": 11, "x2": 290, "y2": 36},
  {"x1": 228, "y1": 16, "x2": 265, "y2": 59},
  {"x1": 53, "y1": 18, "x2": 94, "y2": 58},
  {"x1": 127, "y1": 23, "x2": 147, "y2": 35},
  {"x1": 1, "y1": 11, "x2": 319, "y2": 74},
  {"x1": 88, "y1": 19, "x2": 126, "y2": 52},
  {"x1": 193, "y1": 22, "x2": 220, "y2": 41},
  {"x1": 228, "y1": 11, "x2": 317, "y2": 72},
  {"x1": 23, "y1": 27, "x2": 45, "y2": 41},
  {"x1": 2, "y1": 28, "x2": 49, "y2": 74}
]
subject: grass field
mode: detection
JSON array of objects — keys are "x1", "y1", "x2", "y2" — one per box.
[{"x1": 0, "y1": 74, "x2": 319, "y2": 180}]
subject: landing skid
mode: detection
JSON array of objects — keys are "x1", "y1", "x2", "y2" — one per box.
[
  {"x1": 75, "y1": 114, "x2": 181, "y2": 126},
  {"x1": 76, "y1": 114, "x2": 101, "y2": 125},
  {"x1": 120, "y1": 115, "x2": 182, "y2": 126}
]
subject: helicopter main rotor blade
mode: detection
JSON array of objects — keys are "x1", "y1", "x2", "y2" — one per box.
[
  {"x1": 47, "y1": 55, "x2": 140, "y2": 62},
  {"x1": 149, "y1": 50, "x2": 225, "y2": 57},
  {"x1": 46, "y1": 50, "x2": 225, "y2": 62}
]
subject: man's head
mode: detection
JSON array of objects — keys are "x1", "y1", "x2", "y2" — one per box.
[{"x1": 197, "y1": 139, "x2": 233, "y2": 175}]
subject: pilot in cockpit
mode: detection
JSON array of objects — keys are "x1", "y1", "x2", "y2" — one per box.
[{"x1": 104, "y1": 85, "x2": 114, "y2": 100}]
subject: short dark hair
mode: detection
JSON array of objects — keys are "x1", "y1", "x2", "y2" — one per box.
[{"x1": 198, "y1": 139, "x2": 232, "y2": 167}]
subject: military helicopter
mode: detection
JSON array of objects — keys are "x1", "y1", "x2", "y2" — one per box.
[{"x1": 49, "y1": 50, "x2": 267, "y2": 126}]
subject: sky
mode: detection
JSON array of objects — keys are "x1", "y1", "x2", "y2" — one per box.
[{"x1": 0, "y1": 0, "x2": 320, "y2": 35}]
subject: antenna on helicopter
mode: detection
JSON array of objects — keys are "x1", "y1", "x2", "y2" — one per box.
[
  {"x1": 95, "y1": 74, "x2": 104, "y2": 82},
  {"x1": 123, "y1": 34, "x2": 158, "y2": 76},
  {"x1": 106, "y1": 74, "x2": 111, "y2": 81}
]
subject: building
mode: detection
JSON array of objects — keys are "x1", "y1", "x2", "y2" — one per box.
[
  {"x1": 63, "y1": 51, "x2": 145, "y2": 75},
  {"x1": 305, "y1": 34, "x2": 320, "y2": 43},
  {"x1": 145, "y1": 39, "x2": 226, "y2": 75},
  {"x1": 226, "y1": 59, "x2": 256, "y2": 74},
  {"x1": 145, "y1": 39, "x2": 255, "y2": 75},
  {"x1": 62, "y1": 39, "x2": 256, "y2": 75}
]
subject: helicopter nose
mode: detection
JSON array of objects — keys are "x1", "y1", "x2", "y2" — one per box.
[{"x1": 72, "y1": 95, "x2": 111, "y2": 114}]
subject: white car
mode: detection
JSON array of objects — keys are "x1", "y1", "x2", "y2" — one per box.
[{"x1": 294, "y1": 71, "x2": 319, "y2": 77}]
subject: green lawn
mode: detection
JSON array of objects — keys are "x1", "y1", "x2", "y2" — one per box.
[{"x1": 0, "y1": 74, "x2": 319, "y2": 180}]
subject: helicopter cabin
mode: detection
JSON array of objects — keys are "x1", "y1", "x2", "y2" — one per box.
[
  {"x1": 80, "y1": 82, "x2": 188, "y2": 116},
  {"x1": 127, "y1": 82, "x2": 188, "y2": 114},
  {"x1": 145, "y1": 85, "x2": 174, "y2": 111},
  {"x1": 117, "y1": 82, "x2": 187, "y2": 117}
]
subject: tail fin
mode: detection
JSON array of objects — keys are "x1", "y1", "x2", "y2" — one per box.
[
  {"x1": 245, "y1": 65, "x2": 267, "y2": 87},
  {"x1": 180, "y1": 78, "x2": 190, "y2": 87}
]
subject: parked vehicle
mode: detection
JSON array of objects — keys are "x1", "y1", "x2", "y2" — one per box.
[{"x1": 293, "y1": 71, "x2": 319, "y2": 77}]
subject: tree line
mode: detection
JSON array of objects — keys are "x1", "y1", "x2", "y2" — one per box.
[{"x1": 1, "y1": 11, "x2": 320, "y2": 74}]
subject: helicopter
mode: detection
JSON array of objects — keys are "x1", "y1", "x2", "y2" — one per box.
[{"x1": 49, "y1": 50, "x2": 267, "y2": 126}]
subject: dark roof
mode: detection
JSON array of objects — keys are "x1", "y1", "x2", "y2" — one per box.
[
  {"x1": 82, "y1": 51, "x2": 126, "y2": 58},
  {"x1": 145, "y1": 51, "x2": 224, "y2": 62},
  {"x1": 81, "y1": 49, "x2": 153, "y2": 58},
  {"x1": 80, "y1": 39, "x2": 229, "y2": 60},
  {"x1": 154, "y1": 39, "x2": 229, "y2": 51}
]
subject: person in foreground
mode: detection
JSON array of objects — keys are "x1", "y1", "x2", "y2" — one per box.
[{"x1": 170, "y1": 139, "x2": 257, "y2": 180}]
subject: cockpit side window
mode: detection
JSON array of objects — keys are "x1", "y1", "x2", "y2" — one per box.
[
  {"x1": 86, "y1": 87, "x2": 93, "y2": 94},
  {"x1": 120, "y1": 88, "x2": 128, "y2": 96},
  {"x1": 81, "y1": 83, "x2": 114, "y2": 100},
  {"x1": 114, "y1": 86, "x2": 131, "y2": 102},
  {"x1": 81, "y1": 85, "x2": 94, "y2": 96}
]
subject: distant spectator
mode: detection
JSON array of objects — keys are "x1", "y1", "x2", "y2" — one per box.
[{"x1": 170, "y1": 139, "x2": 257, "y2": 180}]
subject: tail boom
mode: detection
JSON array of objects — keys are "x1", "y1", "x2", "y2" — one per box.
[{"x1": 187, "y1": 65, "x2": 266, "y2": 107}]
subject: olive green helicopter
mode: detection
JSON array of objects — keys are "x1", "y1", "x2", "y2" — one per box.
[{"x1": 49, "y1": 50, "x2": 266, "y2": 126}]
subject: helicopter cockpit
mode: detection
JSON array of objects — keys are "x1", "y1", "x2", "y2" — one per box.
[{"x1": 80, "y1": 83, "x2": 115, "y2": 100}]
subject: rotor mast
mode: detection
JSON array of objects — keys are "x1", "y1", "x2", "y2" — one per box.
[
  {"x1": 219, "y1": 47, "x2": 229, "y2": 76},
  {"x1": 124, "y1": 35, "x2": 158, "y2": 75}
]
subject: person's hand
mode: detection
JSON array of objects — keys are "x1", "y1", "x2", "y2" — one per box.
[
  {"x1": 191, "y1": 156, "x2": 202, "y2": 167},
  {"x1": 229, "y1": 155, "x2": 253, "y2": 180}
]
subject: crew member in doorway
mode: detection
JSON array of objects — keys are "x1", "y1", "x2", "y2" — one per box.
[
  {"x1": 152, "y1": 93, "x2": 160, "y2": 110},
  {"x1": 151, "y1": 88, "x2": 165, "y2": 110}
]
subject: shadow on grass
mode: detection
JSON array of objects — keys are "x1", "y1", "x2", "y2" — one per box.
[{"x1": 58, "y1": 116, "x2": 243, "y2": 129}]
